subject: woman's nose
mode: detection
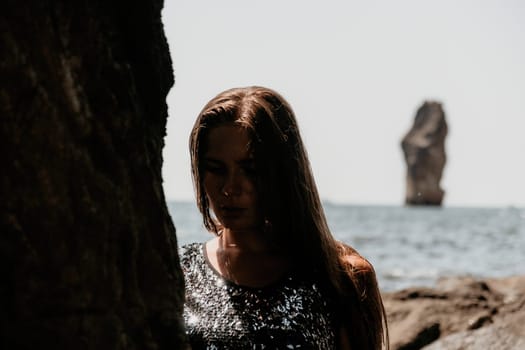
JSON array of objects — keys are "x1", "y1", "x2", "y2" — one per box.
[{"x1": 222, "y1": 171, "x2": 242, "y2": 197}]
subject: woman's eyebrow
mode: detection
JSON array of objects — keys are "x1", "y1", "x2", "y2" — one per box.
[
  {"x1": 202, "y1": 157, "x2": 222, "y2": 164},
  {"x1": 203, "y1": 156, "x2": 254, "y2": 163},
  {"x1": 238, "y1": 158, "x2": 255, "y2": 165}
]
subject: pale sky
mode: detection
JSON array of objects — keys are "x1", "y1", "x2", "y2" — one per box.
[{"x1": 161, "y1": 0, "x2": 525, "y2": 207}]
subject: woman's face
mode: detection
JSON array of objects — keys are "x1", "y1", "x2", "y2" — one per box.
[{"x1": 201, "y1": 124, "x2": 262, "y2": 233}]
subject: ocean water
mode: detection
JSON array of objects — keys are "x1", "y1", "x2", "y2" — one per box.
[{"x1": 168, "y1": 201, "x2": 525, "y2": 292}]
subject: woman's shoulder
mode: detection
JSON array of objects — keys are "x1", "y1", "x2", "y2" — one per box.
[
  {"x1": 337, "y1": 242, "x2": 379, "y2": 296},
  {"x1": 342, "y1": 251, "x2": 374, "y2": 274},
  {"x1": 179, "y1": 242, "x2": 205, "y2": 267},
  {"x1": 338, "y1": 242, "x2": 374, "y2": 273},
  {"x1": 180, "y1": 242, "x2": 203, "y2": 254}
]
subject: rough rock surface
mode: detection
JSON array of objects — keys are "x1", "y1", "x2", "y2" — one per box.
[
  {"x1": 401, "y1": 101, "x2": 448, "y2": 205},
  {"x1": 1, "y1": 1, "x2": 187, "y2": 349},
  {"x1": 383, "y1": 275, "x2": 525, "y2": 350}
]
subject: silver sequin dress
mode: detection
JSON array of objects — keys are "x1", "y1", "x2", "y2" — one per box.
[{"x1": 181, "y1": 243, "x2": 336, "y2": 349}]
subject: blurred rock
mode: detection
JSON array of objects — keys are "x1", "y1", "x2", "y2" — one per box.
[
  {"x1": 383, "y1": 275, "x2": 525, "y2": 350},
  {"x1": 401, "y1": 101, "x2": 447, "y2": 205},
  {"x1": 1, "y1": 1, "x2": 187, "y2": 349}
]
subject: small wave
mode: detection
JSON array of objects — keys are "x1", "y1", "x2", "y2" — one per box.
[{"x1": 382, "y1": 268, "x2": 439, "y2": 281}]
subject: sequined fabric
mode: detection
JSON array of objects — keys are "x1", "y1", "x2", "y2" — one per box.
[{"x1": 181, "y1": 243, "x2": 336, "y2": 349}]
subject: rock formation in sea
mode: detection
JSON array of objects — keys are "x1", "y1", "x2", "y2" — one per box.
[
  {"x1": 401, "y1": 101, "x2": 448, "y2": 205},
  {"x1": 1, "y1": 1, "x2": 188, "y2": 348},
  {"x1": 383, "y1": 275, "x2": 525, "y2": 350}
]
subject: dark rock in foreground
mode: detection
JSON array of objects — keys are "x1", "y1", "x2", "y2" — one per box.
[
  {"x1": 383, "y1": 275, "x2": 525, "y2": 350},
  {"x1": 401, "y1": 101, "x2": 448, "y2": 206},
  {"x1": 1, "y1": 1, "x2": 187, "y2": 348}
]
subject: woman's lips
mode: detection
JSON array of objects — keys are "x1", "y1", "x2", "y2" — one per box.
[{"x1": 219, "y1": 206, "x2": 245, "y2": 218}]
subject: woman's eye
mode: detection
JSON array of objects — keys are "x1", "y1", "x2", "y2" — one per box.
[
  {"x1": 204, "y1": 164, "x2": 225, "y2": 174},
  {"x1": 242, "y1": 164, "x2": 257, "y2": 176}
]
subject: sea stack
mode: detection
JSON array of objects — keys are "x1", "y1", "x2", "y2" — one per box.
[{"x1": 401, "y1": 101, "x2": 448, "y2": 205}]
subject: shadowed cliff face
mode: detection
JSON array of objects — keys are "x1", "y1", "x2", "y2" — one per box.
[
  {"x1": 0, "y1": 1, "x2": 187, "y2": 349},
  {"x1": 401, "y1": 101, "x2": 448, "y2": 206}
]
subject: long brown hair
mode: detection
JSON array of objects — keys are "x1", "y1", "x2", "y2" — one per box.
[{"x1": 189, "y1": 86, "x2": 388, "y2": 349}]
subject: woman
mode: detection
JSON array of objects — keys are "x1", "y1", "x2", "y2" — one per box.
[{"x1": 181, "y1": 86, "x2": 389, "y2": 349}]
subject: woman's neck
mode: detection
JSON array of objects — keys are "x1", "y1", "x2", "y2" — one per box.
[
  {"x1": 219, "y1": 228, "x2": 273, "y2": 254},
  {"x1": 206, "y1": 229, "x2": 292, "y2": 288}
]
